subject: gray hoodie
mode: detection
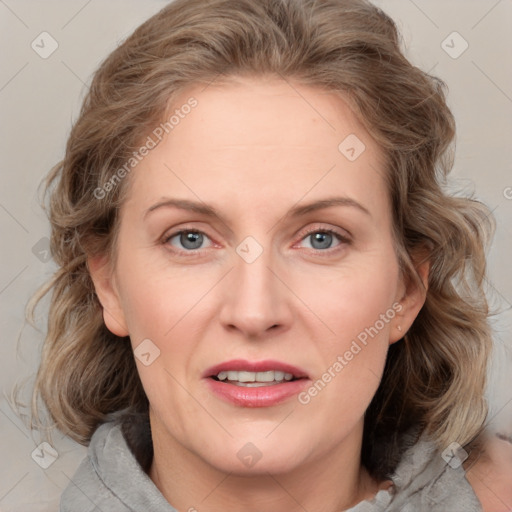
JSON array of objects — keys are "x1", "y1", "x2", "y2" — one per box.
[{"x1": 60, "y1": 421, "x2": 482, "y2": 511}]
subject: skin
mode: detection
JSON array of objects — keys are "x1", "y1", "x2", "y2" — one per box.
[
  {"x1": 89, "y1": 75, "x2": 428, "y2": 512},
  {"x1": 466, "y1": 432, "x2": 512, "y2": 511}
]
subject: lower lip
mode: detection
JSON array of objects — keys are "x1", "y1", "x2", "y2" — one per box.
[{"x1": 206, "y1": 378, "x2": 309, "y2": 407}]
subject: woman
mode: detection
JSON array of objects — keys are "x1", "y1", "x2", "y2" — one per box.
[{"x1": 31, "y1": 0, "x2": 496, "y2": 510}]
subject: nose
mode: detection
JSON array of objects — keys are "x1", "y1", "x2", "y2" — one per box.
[{"x1": 219, "y1": 244, "x2": 293, "y2": 340}]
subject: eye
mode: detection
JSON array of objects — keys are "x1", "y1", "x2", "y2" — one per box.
[
  {"x1": 297, "y1": 227, "x2": 350, "y2": 252},
  {"x1": 164, "y1": 229, "x2": 213, "y2": 252}
]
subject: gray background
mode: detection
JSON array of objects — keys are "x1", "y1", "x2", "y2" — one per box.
[{"x1": 0, "y1": 0, "x2": 511, "y2": 510}]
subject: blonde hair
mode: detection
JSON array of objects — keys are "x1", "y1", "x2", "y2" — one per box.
[{"x1": 30, "y1": 0, "x2": 494, "y2": 478}]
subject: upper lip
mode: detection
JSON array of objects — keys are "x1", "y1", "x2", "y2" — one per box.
[{"x1": 203, "y1": 359, "x2": 309, "y2": 379}]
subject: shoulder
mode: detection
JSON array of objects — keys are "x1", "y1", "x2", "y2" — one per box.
[
  {"x1": 60, "y1": 456, "x2": 114, "y2": 512},
  {"x1": 387, "y1": 432, "x2": 483, "y2": 512},
  {"x1": 59, "y1": 421, "x2": 175, "y2": 512},
  {"x1": 59, "y1": 423, "x2": 131, "y2": 511},
  {"x1": 465, "y1": 432, "x2": 512, "y2": 512}
]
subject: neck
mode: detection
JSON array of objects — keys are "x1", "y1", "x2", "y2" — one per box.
[{"x1": 148, "y1": 413, "x2": 387, "y2": 512}]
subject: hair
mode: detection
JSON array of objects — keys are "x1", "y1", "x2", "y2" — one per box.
[{"x1": 29, "y1": 0, "x2": 495, "y2": 479}]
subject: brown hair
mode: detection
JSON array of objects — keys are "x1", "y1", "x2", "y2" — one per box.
[{"x1": 29, "y1": 0, "x2": 494, "y2": 479}]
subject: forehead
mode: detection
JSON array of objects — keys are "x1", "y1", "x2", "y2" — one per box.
[
  {"x1": 166, "y1": 76, "x2": 378, "y2": 156},
  {"x1": 124, "y1": 76, "x2": 389, "y2": 221}
]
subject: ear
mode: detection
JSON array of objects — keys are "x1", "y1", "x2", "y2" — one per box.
[
  {"x1": 389, "y1": 252, "x2": 430, "y2": 345},
  {"x1": 88, "y1": 255, "x2": 129, "y2": 337}
]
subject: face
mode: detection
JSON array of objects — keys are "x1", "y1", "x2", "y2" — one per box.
[{"x1": 91, "y1": 76, "x2": 424, "y2": 476}]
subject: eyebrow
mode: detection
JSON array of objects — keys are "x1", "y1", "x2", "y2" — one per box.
[
  {"x1": 289, "y1": 197, "x2": 371, "y2": 218},
  {"x1": 144, "y1": 196, "x2": 371, "y2": 223}
]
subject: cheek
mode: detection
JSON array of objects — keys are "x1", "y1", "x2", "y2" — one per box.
[
  {"x1": 117, "y1": 263, "x2": 202, "y2": 428},
  {"x1": 116, "y1": 248, "x2": 204, "y2": 340},
  {"x1": 298, "y1": 251, "x2": 399, "y2": 401},
  {"x1": 114, "y1": 252, "x2": 213, "y2": 393},
  {"x1": 304, "y1": 253, "x2": 400, "y2": 342},
  {"x1": 298, "y1": 283, "x2": 393, "y2": 427}
]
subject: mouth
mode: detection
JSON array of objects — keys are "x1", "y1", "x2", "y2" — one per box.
[{"x1": 203, "y1": 359, "x2": 309, "y2": 407}]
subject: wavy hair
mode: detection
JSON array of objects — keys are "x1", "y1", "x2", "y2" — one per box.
[{"x1": 29, "y1": 0, "x2": 494, "y2": 479}]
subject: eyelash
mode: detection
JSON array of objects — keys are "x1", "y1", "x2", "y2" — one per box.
[
  {"x1": 162, "y1": 225, "x2": 351, "y2": 258},
  {"x1": 298, "y1": 226, "x2": 351, "y2": 255}
]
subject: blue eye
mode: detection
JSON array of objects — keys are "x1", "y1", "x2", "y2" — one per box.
[
  {"x1": 163, "y1": 227, "x2": 350, "y2": 257},
  {"x1": 165, "y1": 230, "x2": 212, "y2": 251},
  {"x1": 305, "y1": 231, "x2": 337, "y2": 250},
  {"x1": 299, "y1": 229, "x2": 346, "y2": 251}
]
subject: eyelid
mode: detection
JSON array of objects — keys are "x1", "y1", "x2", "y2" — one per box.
[
  {"x1": 162, "y1": 223, "x2": 351, "y2": 256},
  {"x1": 295, "y1": 223, "x2": 352, "y2": 243},
  {"x1": 161, "y1": 225, "x2": 217, "y2": 255}
]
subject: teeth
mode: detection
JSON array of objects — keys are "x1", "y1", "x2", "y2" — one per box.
[
  {"x1": 274, "y1": 371, "x2": 284, "y2": 381},
  {"x1": 215, "y1": 370, "x2": 295, "y2": 383},
  {"x1": 256, "y1": 371, "x2": 275, "y2": 382},
  {"x1": 226, "y1": 371, "x2": 238, "y2": 381},
  {"x1": 238, "y1": 371, "x2": 256, "y2": 382}
]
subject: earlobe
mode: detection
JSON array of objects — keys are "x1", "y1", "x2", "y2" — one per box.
[
  {"x1": 87, "y1": 255, "x2": 129, "y2": 337},
  {"x1": 389, "y1": 257, "x2": 430, "y2": 345}
]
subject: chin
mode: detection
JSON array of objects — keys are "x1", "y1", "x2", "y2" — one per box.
[
  {"x1": 196, "y1": 434, "x2": 309, "y2": 476},
  {"x1": 210, "y1": 449, "x2": 305, "y2": 476}
]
